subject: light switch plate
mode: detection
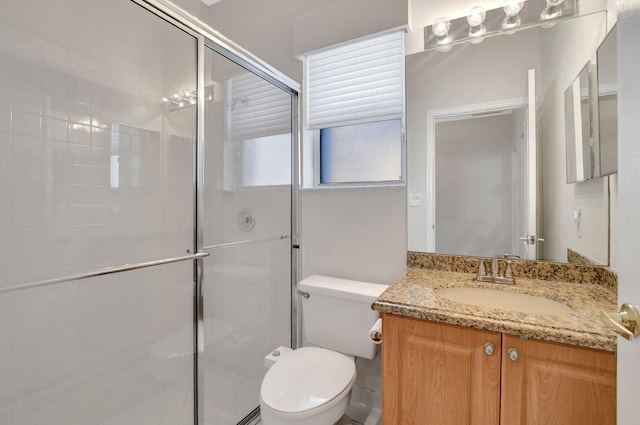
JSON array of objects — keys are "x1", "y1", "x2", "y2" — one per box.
[{"x1": 409, "y1": 193, "x2": 423, "y2": 207}]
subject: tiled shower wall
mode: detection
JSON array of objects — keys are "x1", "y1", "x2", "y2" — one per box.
[{"x1": 0, "y1": 56, "x2": 194, "y2": 287}]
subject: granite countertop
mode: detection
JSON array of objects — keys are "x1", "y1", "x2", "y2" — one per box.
[{"x1": 372, "y1": 268, "x2": 618, "y2": 352}]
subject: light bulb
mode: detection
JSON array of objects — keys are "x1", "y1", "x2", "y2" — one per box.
[
  {"x1": 432, "y1": 17, "x2": 451, "y2": 37},
  {"x1": 503, "y1": 0, "x2": 524, "y2": 29},
  {"x1": 541, "y1": 0, "x2": 566, "y2": 19},
  {"x1": 467, "y1": 6, "x2": 486, "y2": 27},
  {"x1": 467, "y1": 6, "x2": 487, "y2": 38},
  {"x1": 503, "y1": 0, "x2": 524, "y2": 16}
]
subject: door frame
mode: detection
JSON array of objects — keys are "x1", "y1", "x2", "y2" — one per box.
[{"x1": 425, "y1": 97, "x2": 526, "y2": 253}]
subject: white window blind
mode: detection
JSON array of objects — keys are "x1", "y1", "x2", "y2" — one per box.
[
  {"x1": 228, "y1": 72, "x2": 291, "y2": 141},
  {"x1": 305, "y1": 30, "x2": 405, "y2": 130}
]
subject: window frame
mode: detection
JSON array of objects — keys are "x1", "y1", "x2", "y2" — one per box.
[{"x1": 312, "y1": 119, "x2": 406, "y2": 187}]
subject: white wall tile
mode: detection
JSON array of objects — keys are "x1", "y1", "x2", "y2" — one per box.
[
  {"x1": 12, "y1": 110, "x2": 41, "y2": 138},
  {"x1": 12, "y1": 134, "x2": 42, "y2": 160},
  {"x1": 0, "y1": 76, "x2": 12, "y2": 102},
  {"x1": 0, "y1": 229, "x2": 11, "y2": 251},
  {"x1": 0, "y1": 100, "x2": 11, "y2": 132},
  {"x1": 45, "y1": 117, "x2": 68, "y2": 141},
  {"x1": 11, "y1": 181, "x2": 43, "y2": 204},
  {"x1": 0, "y1": 132, "x2": 10, "y2": 156},
  {"x1": 11, "y1": 226, "x2": 43, "y2": 252},
  {"x1": 67, "y1": 142, "x2": 91, "y2": 164},
  {"x1": 67, "y1": 123, "x2": 91, "y2": 145},
  {"x1": 44, "y1": 95, "x2": 69, "y2": 120},
  {"x1": 68, "y1": 100, "x2": 91, "y2": 125},
  {"x1": 43, "y1": 139, "x2": 68, "y2": 162},
  {"x1": 12, "y1": 84, "x2": 43, "y2": 115},
  {"x1": 90, "y1": 126, "x2": 111, "y2": 148},
  {"x1": 0, "y1": 155, "x2": 11, "y2": 180},
  {"x1": 12, "y1": 157, "x2": 42, "y2": 181},
  {"x1": 11, "y1": 203, "x2": 42, "y2": 227}
]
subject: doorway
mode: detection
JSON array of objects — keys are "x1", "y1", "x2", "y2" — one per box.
[{"x1": 434, "y1": 109, "x2": 526, "y2": 257}]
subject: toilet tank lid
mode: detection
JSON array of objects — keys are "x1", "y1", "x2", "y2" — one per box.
[{"x1": 298, "y1": 275, "x2": 389, "y2": 303}]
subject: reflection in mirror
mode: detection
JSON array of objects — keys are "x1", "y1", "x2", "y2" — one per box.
[
  {"x1": 434, "y1": 110, "x2": 527, "y2": 258},
  {"x1": 595, "y1": 25, "x2": 618, "y2": 177},
  {"x1": 406, "y1": 11, "x2": 610, "y2": 265},
  {"x1": 564, "y1": 62, "x2": 595, "y2": 183}
]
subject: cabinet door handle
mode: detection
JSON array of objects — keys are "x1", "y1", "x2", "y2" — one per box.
[
  {"x1": 484, "y1": 342, "x2": 495, "y2": 356},
  {"x1": 508, "y1": 348, "x2": 519, "y2": 362}
]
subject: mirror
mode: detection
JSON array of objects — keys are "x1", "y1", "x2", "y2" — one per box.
[
  {"x1": 564, "y1": 62, "x2": 596, "y2": 183},
  {"x1": 406, "y1": 11, "x2": 611, "y2": 264},
  {"x1": 595, "y1": 25, "x2": 618, "y2": 177}
]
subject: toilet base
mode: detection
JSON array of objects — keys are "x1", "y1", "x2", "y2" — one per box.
[
  {"x1": 335, "y1": 414, "x2": 361, "y2": 425},
  {"x1": 259, "y1": 392, "x2": 351, "y2": 425}
]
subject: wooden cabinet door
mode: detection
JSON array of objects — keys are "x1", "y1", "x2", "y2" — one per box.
[
  {"x1": 382, "y1": 314, "x2": 501, "y2": 425},
  {"x1": 500, "y1": 334, "x2": 616, "y2": 425}
]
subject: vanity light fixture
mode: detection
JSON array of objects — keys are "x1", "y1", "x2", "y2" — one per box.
[
  {"x1": 423, "y1": 0, "x2": 576, "y2": 52},
  {"x1": 503, "y1": 0, "x2": 525, "y2": 29},
  {"x1": 541, "y1": 0, "x2": 566, "y2": 20},
  {"x1": 467, "y1": 6, "x2": 487, "y2": 41},
  {"x1": 162, "y1": 87, "x2": 214, "y2": 110},
  {"x1": 162, "y1": 90, "x2": 196, "y2": 108}
]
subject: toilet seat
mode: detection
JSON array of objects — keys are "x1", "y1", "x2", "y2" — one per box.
[{"x1": 260, "y1": 347, "x2": 357, "y2": 419}]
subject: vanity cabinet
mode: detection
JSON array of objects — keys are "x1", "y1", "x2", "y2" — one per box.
[
  {"x1": 381, "y1": 313, "x2": 616, "y2": 425},
  {"x1": 500, "y1": 334, "x2": 616, "y2": 424},
  {"x1": 381, "y1": 313, "x2": 501, "y2": 424}
]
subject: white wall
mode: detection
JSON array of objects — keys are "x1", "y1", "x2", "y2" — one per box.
[
  {"x1": 300, "y1": 187, "x2": 407, "y2": 284},
  {"x1": 538, "y1": 12, "x2": 609, "y2": 264},
  {"x1": 435, "y1": 114, "x2": 518, "y2": 257}
]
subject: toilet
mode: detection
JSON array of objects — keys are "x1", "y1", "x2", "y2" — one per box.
[{"x1": 259, "y1": 275, "x2": 389, "y2": 425}]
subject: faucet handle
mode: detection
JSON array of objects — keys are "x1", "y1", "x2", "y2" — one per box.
[
  {"x1": 504, "y1": 260, "x2": 513, "y2": 279},
  {"x1": 491, "y1": 255, "x2": 499, "y2": 277},
  {"x1": 477, "y1": 260, "x2": 487, "y2": 277}
]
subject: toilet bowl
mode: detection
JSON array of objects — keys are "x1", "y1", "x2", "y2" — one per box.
[
  {"x1": 260, "y1": 347, "x2": 356, "y2": 425},
  {"x1": 259, "y1": 275, "x2": 389, "y2": 425}
]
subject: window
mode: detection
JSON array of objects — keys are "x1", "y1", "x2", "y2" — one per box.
[
  {"x1": 320, "y1": 119, "x2": 402, "y2": 183},
  {"x1": 303, "y1": 30, "x2": 405, "y2": 186},
  {"x1": 236, "y1": 133, "x2": 291, "y2": 187}
]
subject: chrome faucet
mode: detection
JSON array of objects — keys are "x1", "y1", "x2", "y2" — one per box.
[{"x1": 476, "y1": 254, "x2": 517, "y2": 285}]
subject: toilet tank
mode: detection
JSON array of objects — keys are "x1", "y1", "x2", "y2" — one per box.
[{"x1": 298, "y1": 275, "x2": 389, "y2": 360}]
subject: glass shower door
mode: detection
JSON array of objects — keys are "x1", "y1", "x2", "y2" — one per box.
[
  {"x1": 0, "y1": 1, "x2": 199, "y2": 424},
  {"x1": 200, "y1": 46, "x2": 294, "y2": 424}
]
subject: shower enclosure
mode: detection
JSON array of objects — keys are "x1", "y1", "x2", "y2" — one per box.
[{"x1": 0, "y1": 1, "x2": 299, "y2": 424}]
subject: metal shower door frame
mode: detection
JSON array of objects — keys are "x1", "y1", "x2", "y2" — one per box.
[{"x1": 129, "y1": 2, "x2": 300, "y2": 424}]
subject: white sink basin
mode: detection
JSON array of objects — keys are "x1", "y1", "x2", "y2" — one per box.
[{"x1": 436, "y1": 287, "x2": 573, "y2": 315}]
